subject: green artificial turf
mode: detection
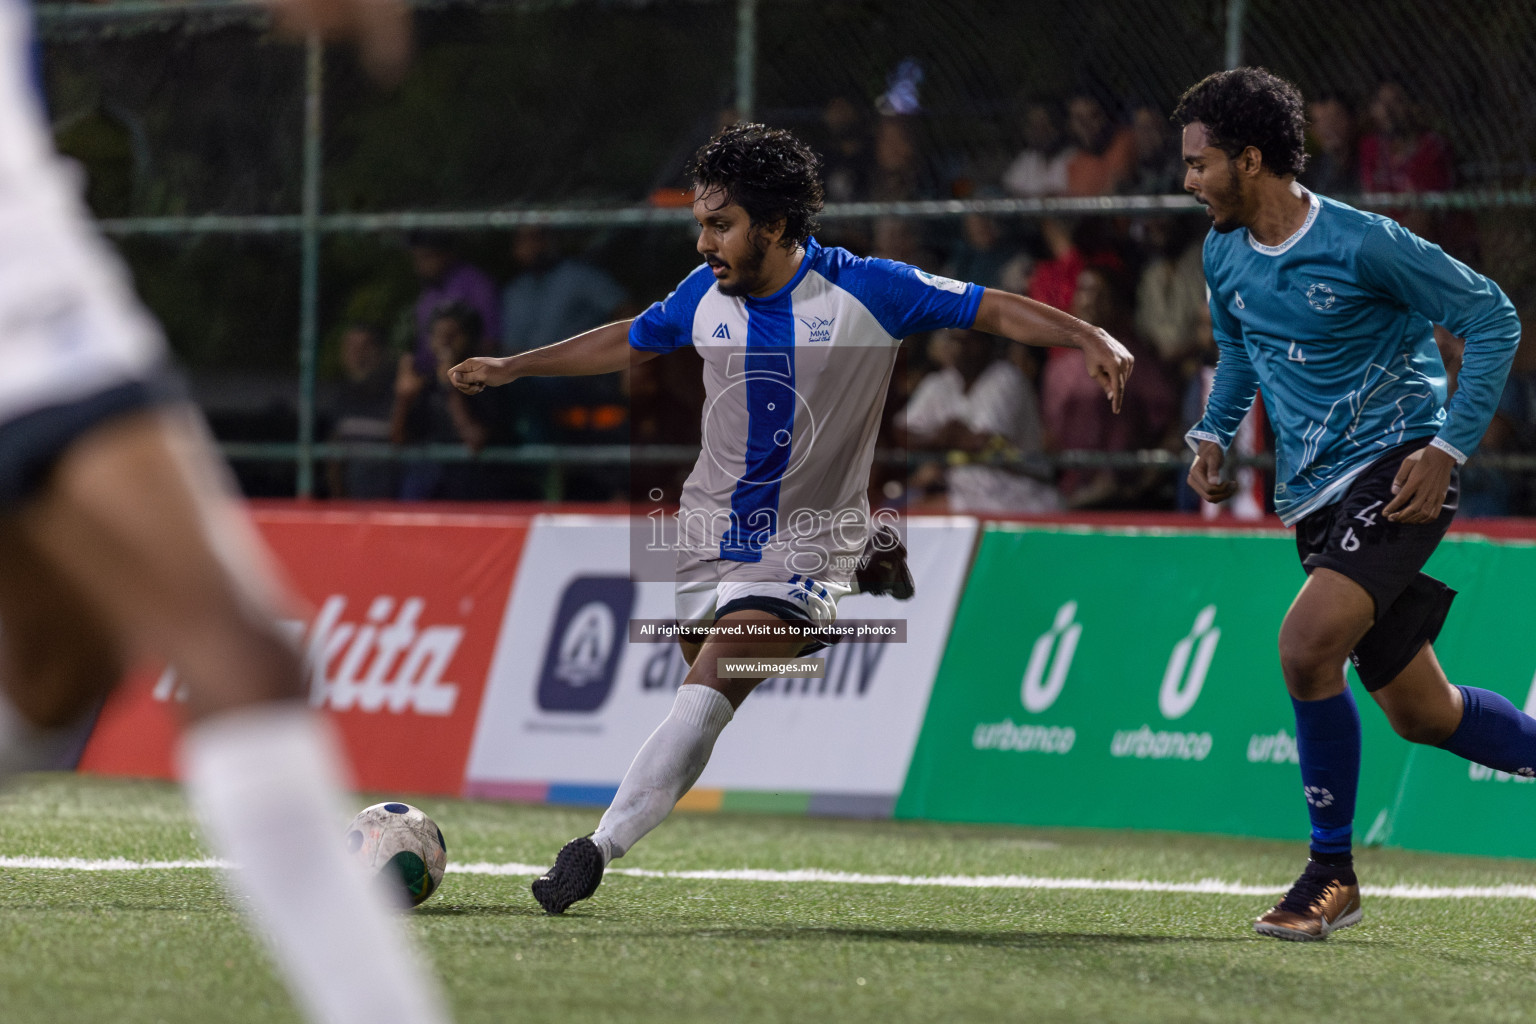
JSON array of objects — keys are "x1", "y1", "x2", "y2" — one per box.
[{"x1": 4, "y1": 774, "x2": 1536, "y2": 1023}]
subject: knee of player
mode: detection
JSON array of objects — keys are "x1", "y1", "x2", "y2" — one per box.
[
  {"x1": 1384, "y1": 702, "x2": 1458, "y2": 746},
  {"x1": 1276, "y1": 630, "x2": 1346, "y2": 693}
]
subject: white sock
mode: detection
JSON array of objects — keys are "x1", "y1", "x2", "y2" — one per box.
[
  {"x1": 590, "y1": 684, "x2": 734, "y2": 864},
  {"x1": 0, "y1": 695, "x2": 74, "y2": 782},
  {"x1": 181, "y1": 704, "x2": 450, "y2": 1024}
]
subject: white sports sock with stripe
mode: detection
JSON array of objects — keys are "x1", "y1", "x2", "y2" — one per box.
[
  {"x1": 590, "y1": 683, "x2": 734, "y2": 864},
  {"x1": 181, "y1": 703, "x2": 450, "y2": 1024}
]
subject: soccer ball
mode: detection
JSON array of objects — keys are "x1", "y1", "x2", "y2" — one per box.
[{"x1": 344, "y1": 802, "x2": 448, "y2": 907}]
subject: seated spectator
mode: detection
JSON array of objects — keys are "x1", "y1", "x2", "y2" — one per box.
[
  {"x1": 870, "y1": 215, "x2": 938, "y2": 269},
  {"x1": 895, "y1": 328, "x2": 1059, "y2": 514},
  {"x1": 870, "y1": 114, "x2": 940, "y2": 201},
  {"x1": 1064, "y1": 92, "x2": 1136, "y2": 196},
  {"x1": 818, "y1": 96, "x2": 873, "y2": 203},
  {"x1": 1358, "y1": 80, "x2": 1467, "y2": 249},
  {"x1": 327, "y1": 321, "x2": 396, "y2": 499},
  {"x1": 500, "y1": 225, "x2": 629, "y2": 446},
  {"x1": 408, "y1": 232, "x2": 500, "y2": 377},
  {"x1": 392, "y1": 302, "x2": 505, "y2": 500},
  {"x1": 943, "y1": 212, "x2": 1016, "y2": 289},
  {"x1": 1134, "y1": 216, "x2": 1207, "y2": 377},
  {"x1": 1002, "y1": 99, "x2": 1074, "y2": 198},
  {"x1": 1304, "y1": 92, "x2": 1358, "y2": 196},
  {"x1": 1127, "y1": 103, "x2": 1184, "y2": 195},
  {"x1": 501, "y1": 226, "x2": 626, "y2": 355},
  {"x1": 1358, "y1": 81, "x2": 1453, "y2": 194},
  {"x1": 1042, "y1": 264, "x2": 1176, "y2": 508}
]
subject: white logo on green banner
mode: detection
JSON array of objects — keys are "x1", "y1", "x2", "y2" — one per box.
[
  {"x1": 1021, "y1": 600, "x2": 1080, "y2": 713},
  {"x1": 1160, "y1": 605, "x2": 1220, "y2": 720}
]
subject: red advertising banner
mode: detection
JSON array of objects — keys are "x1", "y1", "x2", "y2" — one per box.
[{"x1": 78, "y1": 505, "x2": 533, "y2": 794}]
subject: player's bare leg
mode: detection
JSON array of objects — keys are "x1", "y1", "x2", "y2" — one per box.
[
  {"x1": 0, "y1": 522, "x2": 120, "y2": 779},
  {"x1": 0, "y1": 408, "x2": 449, "y2": 1024},
  {"x1": 533, "y1": 608, "x2": 806, "y2": 914},
  {"x1": 1256, "y1": 569, "x2": 1371, "y2": 941},
  {"x1": 1371, "y1": 644, "x2": 1463, "y2": 744}
]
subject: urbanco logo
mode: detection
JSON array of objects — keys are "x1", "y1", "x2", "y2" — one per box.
[
  {"x1": 1159, "y1": 604, "x2": 1220, "y2": 720},
  {"x1": 1021, "y1": 600, "x2": 1081, "y2": 713}
]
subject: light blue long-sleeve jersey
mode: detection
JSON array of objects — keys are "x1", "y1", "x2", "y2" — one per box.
[{"x1": 1187, "y1": 189, "x2": 1520, "y2": 525}]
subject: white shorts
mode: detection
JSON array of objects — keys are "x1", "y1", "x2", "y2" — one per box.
[
  {"x1": 673, "y1": 557, "x2": 853, "y2": 651},
  {"x1": 0, "y1": 0, "x2": 165, "y2": 432}
]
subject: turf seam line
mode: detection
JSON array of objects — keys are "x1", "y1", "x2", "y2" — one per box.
[{"x1": 4, "y1": 856, "x2": 1536, "y2": 900}]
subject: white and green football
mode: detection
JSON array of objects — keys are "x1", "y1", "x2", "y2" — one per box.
[{"x1": 344, "y1": 802, "x2": 448, "y2": 907}]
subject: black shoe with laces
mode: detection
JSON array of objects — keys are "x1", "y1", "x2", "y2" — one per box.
[
  {"x1": 1253, "y1": 859, "x2": 1362, "y2": 941},
  {"x1": 532, "y1": 836, "x2": 605, "y2": 915}
]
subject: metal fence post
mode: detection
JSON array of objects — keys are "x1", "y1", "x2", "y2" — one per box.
[
  {"x1": 735, "y1": 0, "x2": 757, "y2": 120},
  {"x1": 297, "y1": 33, "x2": 324, "y2": 497},
  {"x1": 1224, "y1": 0, "x2": 1248, "y2": 68}
]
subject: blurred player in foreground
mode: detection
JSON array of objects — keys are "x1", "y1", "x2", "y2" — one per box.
[
  {"x1": 450, "y1": 123, "x2": 1134, "y2": 914},
  {"x1": 1177, "y1": 68, "x2": 1523, "y2": 941},
  {"x1": 0, "y1": 0, "x2": 447, "y2": 1021}
]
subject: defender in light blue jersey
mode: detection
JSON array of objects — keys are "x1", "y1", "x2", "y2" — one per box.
[
  {"x1": 451, "y1": 123, "x2": 1134, "y2": 914},
  {"x1": 1177, "y1": 68, "x2": 1527, "y2": 943}
]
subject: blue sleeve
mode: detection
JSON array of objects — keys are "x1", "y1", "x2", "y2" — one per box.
[
  {"x1": 826, "y1": 253, "x2": 983, "y2": 339},
  {"x1": 1186, "y1": 251, "x2": 1260, "y2": 451},
  {"x1": 628, "y1": 264, "x2": 714, "y2": 353},
  {"x1": 1357, "y1": 221, "x2": 1521, "y2": 461}
]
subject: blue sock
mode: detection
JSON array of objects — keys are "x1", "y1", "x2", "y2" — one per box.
[
  {"x1": 1292, "y1": 689, "x2": 1361, "y2": 860},
  {"x1": 1439, "y1": 686, "x2": 1536, "y2": 777}
]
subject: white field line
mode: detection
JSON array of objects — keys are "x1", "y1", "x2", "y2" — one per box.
[{"x1": 4, "y1": 855, "x2": 1536, "y2": 901}]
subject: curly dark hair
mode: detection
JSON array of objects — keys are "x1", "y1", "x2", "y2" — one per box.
[
  {"x1": 1172, "y1": 67, "x2": 1308, "y2": 178},
  {"x1": 689, "y1": 123, "x2": 825, "y2": 250}
]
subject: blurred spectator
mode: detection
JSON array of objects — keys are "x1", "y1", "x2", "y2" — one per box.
[
  {"x1": 1304, "y1": 93, "x2": 1359, "y2": 196},
  {"x1": 943, "y1": 213, "x2": 1016, "y2": 289},
  {"x1": 327, "y1": 322, "x2": 396, "y2": 499},
  {"x1": 1358, "y1": 81, "x2": 1454, "y2": 194},
  {"x1": 500, "y1": 226, "x2": 626, "y2": 355},
  {"x1": 1134, "y1": 216, "x2": 1207, "y2": 375},
  {"x1": 1178, "y1": 303, "x2": 1268, "y2": 520},
  {"x1": 819, "y1": 96, "x2": 873, "y2": 203},
  {"x1": 1358, "y1": 81, "x2": 1471, "y2": 251},
  {"x1": 1042, "y1": 264, "x2": 1176, "y2": 507},
  {"x1": 870, "y1": 215, "x2": 938, "y2": 269},
  {"x1": 392, "y1": 301, "x2": 503, "y2": 500},
  {"x1": 1064, "y1": 92, "x2": 1136, "y2": 196},
  {"x1": 408, "y1": 232, "x2": 500, "y2": 377},
  {"x1": 1001, "y1": 100, "x2": 1074, "y2": 198},
  {"x1": 896, "y1": 328, "x2": 1059, "y2": 513},
  {"x1": 1026, "y1": 218, "x2": 1122, "y2": 314},
  {"x1": 870, "y1": 115, "x2": 940, "y2": 201},
  {"x1": 1127, "y1": 103, "x2": 1184, "y2": 195},
  {"x1": 1026, "y1": 218, "x2": 1084, "y2": 312}
]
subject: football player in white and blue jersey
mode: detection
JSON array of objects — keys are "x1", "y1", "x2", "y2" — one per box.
[
  {"x1": 450, "y1": 122, "x2": 1134, "y2": 913},
  {"x1": 1176, "y1": 68, "x2": 1524, "y2": 941}
]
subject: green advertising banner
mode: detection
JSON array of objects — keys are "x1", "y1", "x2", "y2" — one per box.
[
  {"x1": 1379, "y1": 538, "x2": 1536, "y2": 857},
  {"x1": 893, "y1": 524, "x2": 1526, "y2": 854}
]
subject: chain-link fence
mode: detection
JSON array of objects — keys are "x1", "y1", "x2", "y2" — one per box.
[{"x1": 34, "y1": 0, "x2": 1536, "y2": 513}]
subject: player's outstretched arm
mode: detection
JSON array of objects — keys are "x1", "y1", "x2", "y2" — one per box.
[
  {"x1": 449, "y1": 318, "x2": 653, "y2": 395},
  {"x1": 972, "y1": 288, "x2": 1133, "y2": 413}
]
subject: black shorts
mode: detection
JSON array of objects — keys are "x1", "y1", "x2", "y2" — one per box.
[
  {"x1": 0, "y1": 371, "x2": 185, "y2": 508},
  {"x1": 1295, "y1": 438, "x2": 1458, "y2": 691}
]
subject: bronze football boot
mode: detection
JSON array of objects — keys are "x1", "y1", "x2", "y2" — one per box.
[{"x1": 1254, "y1": 860, "x2": 1363, "y2": 941}]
